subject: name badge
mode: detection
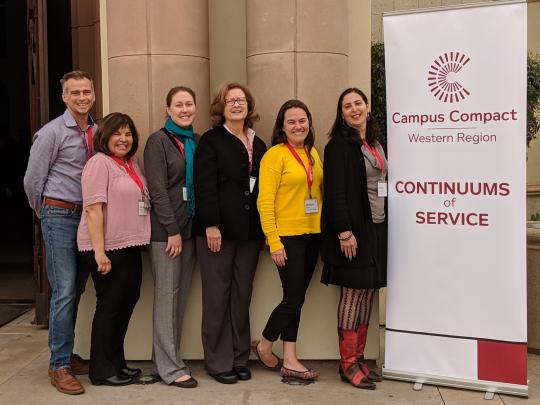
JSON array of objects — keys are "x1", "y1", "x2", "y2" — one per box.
[
  {"x1": 378, "y1": 181, "x2": 388, "y2": 197},
  {"x1": 304, "y1": 198, "x2": 319, "y2": 214},
  {"x1": 249, "y1": 176, "x2": 257, "y2": 193},
  {"x1": 138, "y1": 200, "x2": 149, "y2": 216},
  {"x1": 183, "y1": 186, "x2": 188, "y2": 201}
]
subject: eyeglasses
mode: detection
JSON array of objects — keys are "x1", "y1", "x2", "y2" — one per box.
[{"x1": 225, "y1": 97, "x2": 247, "y2": 106}]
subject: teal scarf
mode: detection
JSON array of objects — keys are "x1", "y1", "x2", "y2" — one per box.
[{"x1": 164, "y1": 117, "x2": 197, "y2": 217}]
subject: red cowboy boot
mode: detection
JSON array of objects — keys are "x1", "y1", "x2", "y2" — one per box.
[
  {"x1": 356, "y1": 323, "x2": 383, "y2": 382},
  {"x1": 338, "y1": 328, "x2": 375, "y2": 389}
]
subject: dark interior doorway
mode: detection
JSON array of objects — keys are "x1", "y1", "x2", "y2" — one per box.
[
  {"x1": 0, "y1": 0, "x2": 72, "y2": 323},
  {"x1": 0, "y1": 0, "x2": 33, "y2": 304}
]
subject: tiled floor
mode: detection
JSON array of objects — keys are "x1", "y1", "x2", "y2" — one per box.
[{"x1": 0, "y1": 310, "x2": 536, "y2": 405}]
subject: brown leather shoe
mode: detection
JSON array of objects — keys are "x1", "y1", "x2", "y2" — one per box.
[
  {"x1": 50, "y1": 367, "x2": 85, "y2": 395},
  {"x1": 70, "y1": 354, "x2": 89, "y2": 375}
]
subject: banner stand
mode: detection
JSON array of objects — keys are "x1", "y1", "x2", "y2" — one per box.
[
  {"x1": 382, "y1": 0, "x2": 528, "y2": 398},
  {"x1": 383, "y1": 368, "x2": 528, "y2": 399}
]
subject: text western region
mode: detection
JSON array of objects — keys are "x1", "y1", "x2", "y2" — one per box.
[{"x1": 408, "y1": 132, "x2": 497, "y2": 144}]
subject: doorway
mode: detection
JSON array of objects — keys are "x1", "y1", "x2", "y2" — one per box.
[{"x1": 0, "y1": 0, "x2": 72, "y2": 326}]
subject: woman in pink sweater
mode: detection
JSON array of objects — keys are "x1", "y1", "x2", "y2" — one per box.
[{"x1": 77, "y1": 112, "x2": 150, "y2": 386}]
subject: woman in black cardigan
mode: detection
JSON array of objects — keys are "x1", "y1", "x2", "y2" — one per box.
[
  {"x1": 194, "y1": 81, "x2": 266, "y2": 384},
  {"x1": 321, "y1": 88, "x2": 387, "y2": 390}
]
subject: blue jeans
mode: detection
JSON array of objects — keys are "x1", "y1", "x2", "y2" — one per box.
[{"x1": 40, "y1": 205, "x2": 89, "y2": 370}]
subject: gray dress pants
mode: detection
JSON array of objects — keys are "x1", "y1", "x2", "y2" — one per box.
[
  {"x1": 196, "y1": 236, "x2": 261, "y2": 375},
  {"x1": 150, "y1": 239, "x2": 195, "y2": 384}
]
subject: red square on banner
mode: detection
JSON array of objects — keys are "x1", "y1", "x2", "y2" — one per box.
[{"x1": 477, "y1": 340, "x2": 527, "y2": 385}]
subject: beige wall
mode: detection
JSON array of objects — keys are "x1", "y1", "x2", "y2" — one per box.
[
  {"x1": 349, "y1": 0, "x2": 372, "y2": 96},
  {"x1": 208, "y1": 0, "x2": 247, "y2": 94},
  {"x1": 76, "y1": 0, "x2": 378, "y2": 361}
]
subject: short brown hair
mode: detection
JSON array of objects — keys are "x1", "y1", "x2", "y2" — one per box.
[
  {"x1": 93, "y1": 112, "x2": 139, "y2": 159},
  {"x1": 166, "y1": 86, "x2": 196, "y2": 106},
  {"x1": 60, "y1": 70, "x2": 94, "y2": 93},
  {"x1": 210, "y1": 81, "x2": 259, "y2": 128}
]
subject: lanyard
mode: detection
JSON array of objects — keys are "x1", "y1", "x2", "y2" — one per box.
[
  {"x1": 79, "y1": 126, "x2": 93, "y2": 162},
  {"x1": 111, "y1": 156, "x2": 145, "y2": 194},
  {"x1": 364, "y1": 143, "x2": 385, "y2": 173},
  {"x1": 247, "y1": 141, "x2": 253, "y2": 173},
  {"x1": 171, "y1": 137, "x2": 186, "y2": 159},
  {"x1": 285, "y1": 143, "x2": 313, "y2": 196}
]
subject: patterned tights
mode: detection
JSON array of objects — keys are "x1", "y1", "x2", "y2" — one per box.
[{"x1": 337, "y1": 288, "x2": 375, "y2": 330}]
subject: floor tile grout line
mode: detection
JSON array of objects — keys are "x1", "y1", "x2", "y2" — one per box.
[
  {"x1": 0, "y1": 346, "x2": 49, "y2": 386},
  {"x1": 437, "y1": 386, "x2": 447, "y2": 404}
]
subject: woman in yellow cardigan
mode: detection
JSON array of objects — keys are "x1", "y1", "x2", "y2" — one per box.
[{"x1": 252, "y1": 99, "x2": 323, "y2": 382}]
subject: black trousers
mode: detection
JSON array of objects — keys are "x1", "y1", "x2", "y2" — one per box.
[
  {"x1": 79, "y1": 247, "x2": 142, "y2": 381},
  {"x1": 262, "y1": 234, "x2": 320, "y2": 342},
  {"x1": 196, "y1": 237, "x2": 261, "y2": 374}
]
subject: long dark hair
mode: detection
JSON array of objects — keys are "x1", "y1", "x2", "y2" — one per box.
[{"x1": 328, "y1": 87, "x2": 381, "y2": 147}]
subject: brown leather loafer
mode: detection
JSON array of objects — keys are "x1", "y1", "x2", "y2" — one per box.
[
  {"x1": 50, "y1": 367, "x2": 85, "y2": 395},
  {"x1": 70, "y1": 354, "x2": 89, "y2": 375}
]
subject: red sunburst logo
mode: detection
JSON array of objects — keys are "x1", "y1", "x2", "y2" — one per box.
[{"x1": 427, "y1": 52, "x2": 471, "y2": 103}]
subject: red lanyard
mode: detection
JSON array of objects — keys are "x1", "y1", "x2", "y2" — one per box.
[
  {"x1": 111, "y1": 156, "x2": 145, "y2": 194},
  {"x1": 79, "y1": 126, "x2": 93, "y2": 161},
  {"x1": 364, "y1": 143, "x2": 385, "y2": 172},
  {"x1": 171, "y1": 137, "x2": 186, "y2": 159},
  {"x1": 285, "y1": 143, "x2": 313, "y2": 195}
]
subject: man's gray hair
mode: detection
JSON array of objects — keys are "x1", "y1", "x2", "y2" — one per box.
[{"x1": 60, "y1": 70, "x2": 94, "y2": 92}]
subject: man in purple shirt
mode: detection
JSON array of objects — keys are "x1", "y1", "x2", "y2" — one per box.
[{"x1": 24, "y1": 70, "x2": 96, "y2": 395}]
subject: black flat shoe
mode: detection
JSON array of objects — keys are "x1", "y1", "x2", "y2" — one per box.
[
  {"x1": 209, "y1": 370, "x2": 238, "y2": 384},
  {"x1": 233, "y1": 366, "x2": 251, "y2": 381},
  {"x1": 171, "y1": 376, "x2": 198, "y2": 388},
  {"x1": 91, "y1": 375, "x2": 134, "y2": 386},
  {"x1": 119, "y1": 367, "x2": 142, "y2": 377}
]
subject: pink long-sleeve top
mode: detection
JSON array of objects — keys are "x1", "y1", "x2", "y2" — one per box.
[{"x1": 77, "y1": 152, "x2": 151, "y2": 252}]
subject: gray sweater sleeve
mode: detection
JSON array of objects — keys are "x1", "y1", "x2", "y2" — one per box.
[{"x1": 144, "y1": 132, "x2": 181, "y2": 237}]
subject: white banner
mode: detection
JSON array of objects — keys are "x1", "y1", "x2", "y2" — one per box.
[{"x1": 383, "y1": 1, "x2": 528, "y2": 396}]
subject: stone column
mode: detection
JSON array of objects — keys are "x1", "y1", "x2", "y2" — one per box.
[
  {"x1": 246, "y1": 0, "x2": 348, "y2": 150},
  {"x1": 105, "y1": 0, "x2": 210, "y2": 150},
  {"x1": 71, "y1": 0, "x2": 102, "y2": 116}
]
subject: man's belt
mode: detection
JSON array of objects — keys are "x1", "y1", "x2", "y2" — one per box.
[{"x1": 43, "y1": 197, "x2": 83, "y2": 212}]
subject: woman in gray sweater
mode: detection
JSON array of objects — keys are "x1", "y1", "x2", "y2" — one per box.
[{"x1": 143, "y1": 86, "x2": 199, "y2": 388}]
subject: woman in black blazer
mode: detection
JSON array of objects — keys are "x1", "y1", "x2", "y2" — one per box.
[
  {"x1": 194, "y1": 81, "x2": 266, "y2": 384},
  {"x1": 321, "y1": 88, "x2": 387, "y2": 390}
]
